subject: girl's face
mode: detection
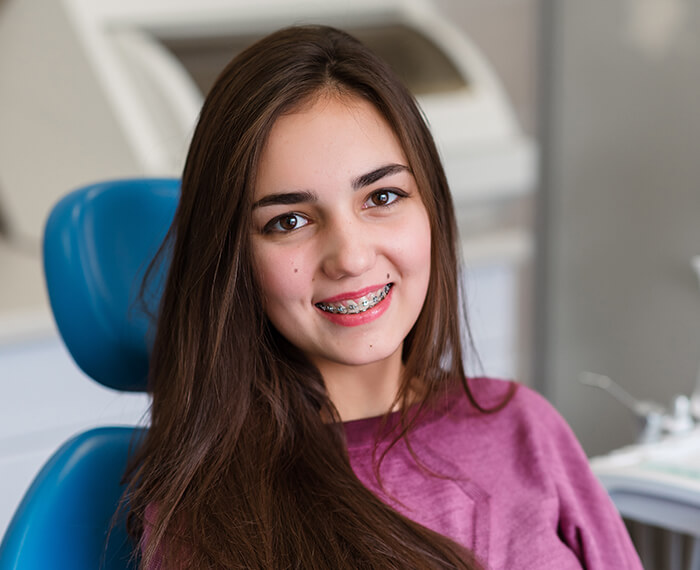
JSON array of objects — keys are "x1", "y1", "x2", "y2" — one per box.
[{"x1": 251, "y1": 94, "x2": 431, "y2": 377}]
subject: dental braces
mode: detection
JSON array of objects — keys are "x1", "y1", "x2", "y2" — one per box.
[{"x1": 316, "y1": 284, "x2": 392, "y2": 315}]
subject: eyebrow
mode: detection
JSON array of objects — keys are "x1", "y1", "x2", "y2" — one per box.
[
  {"x1": 351, "y1": 163, "x2": 410, "y2": 190},
  {"x1": 252, "y1": 190, "x2": 316, "y2": 209},
  {"x1": 252, "y1": 163, "x2": 410, "y2": 209}
]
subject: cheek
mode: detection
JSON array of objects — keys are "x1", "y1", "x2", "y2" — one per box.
[
  {"x1": 254, "y1": 247, "x2": 311, "y2": 309},
  {"x1": 396, "y1": 209, "x2": 432, "y2": 280}
]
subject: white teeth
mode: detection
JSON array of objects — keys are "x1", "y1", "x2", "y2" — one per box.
[{"x1": 316, "y1": 284, "x2": 392, "y2": 315}]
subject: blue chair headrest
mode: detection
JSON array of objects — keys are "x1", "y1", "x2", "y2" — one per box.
[{"x1": 44, "y1": 179, "x2": 179, "y2": 392}]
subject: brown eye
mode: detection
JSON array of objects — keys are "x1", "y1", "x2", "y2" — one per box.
[
  {"x1": 371, "y1": 191, "x2": 390, "y2": 206},
  {"x1": 264, "y1": 212, "x2": 309, "y2": 234},
  {"x1": 364, "y1": 189, "x2": 402, "y2": 209},
  {"x1": 280, "y1": 214, "x2": 299, "y2": 230}
]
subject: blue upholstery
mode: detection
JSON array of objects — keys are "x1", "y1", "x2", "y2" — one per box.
[
  {"x1": 43, "y1": 178, "x2": 179, "y2": 391},
  {"x1": 0, "y1": 179, "x2": 179, "y2": 569},
  {"x1": 0, "y1": 428, "x2": 146, "y2": 570}
]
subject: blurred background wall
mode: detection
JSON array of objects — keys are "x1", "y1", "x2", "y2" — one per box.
[
  {"x1": 432, "y1": 0, "x2": 538, "y2": 136},
  {"x1": 537, "y1": 0, "x2": 700, "y2": 456}
]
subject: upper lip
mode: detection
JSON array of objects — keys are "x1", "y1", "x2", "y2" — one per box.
[{"x1": 316, "y1": 283, "x2": 390, "y2": 304}]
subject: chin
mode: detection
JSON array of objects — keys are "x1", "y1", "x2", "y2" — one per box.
[{"x1": 322, "y1": 342, "x2": 403, "y2": 369}]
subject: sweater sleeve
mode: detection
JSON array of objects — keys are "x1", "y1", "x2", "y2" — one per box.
[{"x1": 524, "y1": 388, "x2": 643, "y2": 570}]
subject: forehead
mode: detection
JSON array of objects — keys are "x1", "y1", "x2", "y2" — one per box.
[{"x1": 254, "y1": 94, "x2": 408, "y2": 197}]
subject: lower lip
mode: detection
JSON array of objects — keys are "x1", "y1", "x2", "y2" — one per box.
[{"x1": 315, "y1": 286, "x2": 394, "y2": 327}]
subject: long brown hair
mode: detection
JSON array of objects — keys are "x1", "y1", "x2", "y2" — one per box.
[{"x1": 125, "y1": 25, "x2": 511, "y2": 569}]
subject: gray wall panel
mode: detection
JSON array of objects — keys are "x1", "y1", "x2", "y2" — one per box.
[{"x1": 540, "y1": 0, "x2": 700, "y2": 455}]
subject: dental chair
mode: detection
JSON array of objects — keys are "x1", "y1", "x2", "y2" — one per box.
[{"x1": 0, "y1": 179, "x2": 179, "y2": 569}]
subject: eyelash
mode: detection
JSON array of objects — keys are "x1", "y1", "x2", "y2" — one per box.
[
  {"x1": 362, "y1": 188, "x2": 406, "y2": 209},
  {"x1": 262, "y1": 188, "x2": 407, "y2": 234},
  {"x1": 263, "y1": 212, "x2": 310, "y2": 234}
]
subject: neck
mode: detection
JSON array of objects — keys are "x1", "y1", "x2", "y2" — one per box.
[{"x1": 314, "y1": 346, "x2": 404, "y2": 422}]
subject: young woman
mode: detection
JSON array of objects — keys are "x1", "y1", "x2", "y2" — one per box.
[{"x1": 126, "y1": 25, "x2": 642, "y2": 569}]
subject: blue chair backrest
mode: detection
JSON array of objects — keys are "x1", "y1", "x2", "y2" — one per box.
[
  {"x1": 0, "y1": 179, "x2": 179, "y2": 569},
  {"x1": 44, "y1": 178, "x2": 179, "y2": 391}
]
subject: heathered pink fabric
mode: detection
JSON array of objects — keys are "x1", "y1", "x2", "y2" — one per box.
[
  {"x1": 143, "y1": 378, "x2": 641, "y2": 569},
  {"x1": 344, "y1": 378, "x2": 642, "y2": 569}
]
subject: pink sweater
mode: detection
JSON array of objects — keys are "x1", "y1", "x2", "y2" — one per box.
[
  {"x1": 144, "y1": 378, "x2": 641, "y2": 568},
  {"x1": 344, "y1": 378, "x2": 641, "y2": 569}
]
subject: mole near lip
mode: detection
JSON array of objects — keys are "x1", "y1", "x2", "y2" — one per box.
[{"x1": 316, "y1": 283, "x2": 390, "y2": 305}]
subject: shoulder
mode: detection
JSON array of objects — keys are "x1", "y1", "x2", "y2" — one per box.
[
  {"x1": 456, "y1": 377, "x2": 565, "y2": 428},
  {"x1": 438, "y1": 380, "x2": 642, "y2": 568},
  {"x1": 458, "y1": 378, "x2": 600, "y2": 488},
  {"x1": 447, "y1": 377, "x2": 583, "y2": 462},
  {"x1": 467, "y1": 377, "x2": 565, "y2": 418}
]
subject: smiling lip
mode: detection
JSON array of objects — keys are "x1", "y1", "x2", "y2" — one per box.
[
  {"x1": 316, "y1": 283, "x2": 389, "y2": 305},
  {"x1": 314, "y1": 284, "x2": 394, "y2": 327}
]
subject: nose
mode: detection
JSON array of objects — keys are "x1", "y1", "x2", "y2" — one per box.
[{"x1": 320, "y1": 217, "x2": 376, "y2": 280}]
